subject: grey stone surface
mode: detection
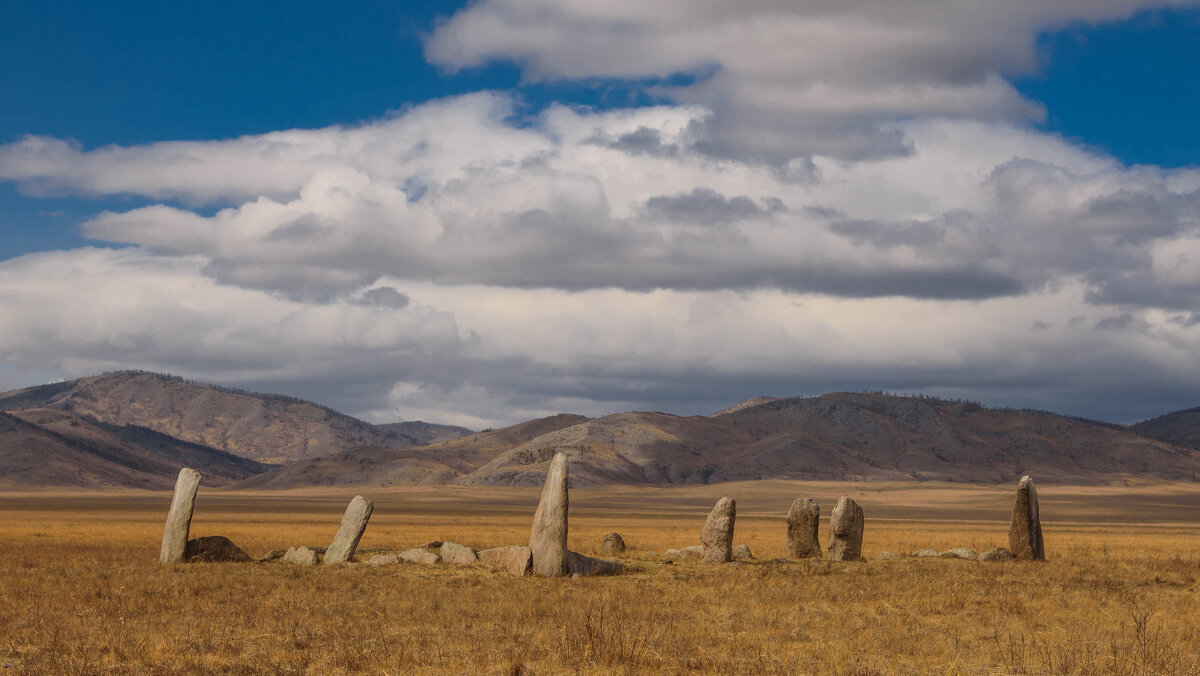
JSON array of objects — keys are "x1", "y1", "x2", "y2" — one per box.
[
  {"x1": 732, "y1": 544, "x2": 754, "y2": 560},
  {"x1": 440, "y1": 541, "x2": 479, "y2": 565},
  {"x1": 1009, "y1": 475, "x2": 1045, "y2": 561},
  {"x1": 282, "y1": 546, "x2": 319, "y2": 566},
  {"x1": 786, "y1": 497, "x2": 822, "y2": 559},
  {"x1": 827, "y1": 495, "x2": 864, "y2": 561},
  {"x1": 368, "y1": 554, "x2": 401, "y2": 566},
  {"x1": 159, "y1": 468, "x2": 202, "y2": 563},
  {"x1": 600, "y1": 532, "x2": 626, "y2": 556},
  {"x1": 259, "y1": 549, "x2": 288, "y2": 562},
  {"x1": 979, "y1": 547, "x2": 1015, "y2": 562},
  {"x1": 701, "y1": 497, "x2": 736, "y2": 564},
  {"x1": 183, "y1": 535, "x2": 251, "y2": 563},
  {"x1": 566, "y1": 550, "x2": 624, "y2": 576},
  {"x1": 399, "y1": 547, "x2": 439, "y2": 565},
  {"x1": 323, "y1": 495, "x2": 374, "y2": 565},
  {"x1": 665, "y1": 545, "x2": 703, "y2": 560},
  {"x1": 878, "y1": 551, "x2": 898, "y2": 559},
  {"x1": 479, "y1": 545, "x2": 533, "y2": 576},
  {"x1": 940, "y1": 548, "x2": 978, "y2": 560},
  {"x1": 529, "y1": 452, "x2": 569, "y2": 577},
  {"x1": 912, "y1": 549, "x2": 941, "y2": 558}
]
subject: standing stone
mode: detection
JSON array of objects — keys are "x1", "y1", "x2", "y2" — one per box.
[
  {"x1": 786, "y1": 497, "x2": 822, "y2": 559},
  {"x1": 1008, "y1": 475, "x2": 1045, "y2": 561},
  {"x1": 529, "y1": 452, "x2": 569, "y2": 577},
  {"x1": 323, "y1": 495, "x2": 374, "y2": 564},
  {"x1": 600, "y1": 532, "x2": 626, "y2": 555},
  {"x1": 701, "y1": 497, "x2": 736, "y2": 563},
  {"x1": 159, "y1": 468, "x2": 202, "y2": 563},
  {"x1": 827, "y1": 495, "x2": 864, "y2": 561}
]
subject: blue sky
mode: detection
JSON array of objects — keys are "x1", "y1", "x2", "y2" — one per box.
[{"x1": 0, "y1": 1, "x2": 1198, "y2": 425}]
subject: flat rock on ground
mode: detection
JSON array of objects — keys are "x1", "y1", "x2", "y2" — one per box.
[
  {"x1": 941, "y1": 548, "x2": 978, "y2": 560},
  {"x1": 183, "y1": 535, "x2": 251, "y2": 563},
  {"x1": 282, "y1": 546, "x2": 320, "y2": 566},
  {"x1": 440, "y1": 541, "x2": 479, "y2": 565},
  {"x1": 912, "y1": 549, "x2": 941, "y2": 558},
  {"x1": 980, "y1": 547, "x2": 1015, "y2": 562},
  {"x1": 665, "y1": 545, "x2": 703, "y2": 560},
  {"x1": 732, "y1": 544, "x2": 754, "y2": 560},
  {"x1": 478, "y1": 546, "x2": 532, "y2": 576},
  {"x1": 367, "y1": 554, "x2": 401, "y2": 566},
  {"x1": 566, "y1": 550, "x2": 624, "y2": 576},
  {"x1": 400, "y1": 548, "x2": 439, "y2": 565}
]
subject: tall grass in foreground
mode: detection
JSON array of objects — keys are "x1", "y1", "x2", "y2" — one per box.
[{"x1": 0, "y1": 484, "x2": 1199, "y2": 674}]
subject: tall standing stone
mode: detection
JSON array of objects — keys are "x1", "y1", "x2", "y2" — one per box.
[
  {"x1": 786, "y1": 497, "x2": 822, "y2": 559},
  {"x1": 323, "y1": 495, "x2": 374, "y2": 564},
  {"x1": 827, "y1": 495, "x2": 864, "y2": 561},
  {"x1": 529, "y1": 452, "x2": 569, "y2": 577},
  {"x1": 1008, "y1": 475, "x2": 1045, "y2": 561},
  {"x1": 701, "y1": 497, "x2": 736, "y2": 563},
  {"x1": 159, "y1": 468, "x2": 202, "y2": 563}
]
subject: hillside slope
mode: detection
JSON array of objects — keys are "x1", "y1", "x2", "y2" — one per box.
[{"x1": 1132, "y1": 408, "x2": 1200, "y2": 451}]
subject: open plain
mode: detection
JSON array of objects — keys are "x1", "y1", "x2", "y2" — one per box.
[{"x1": 3, "y1": 480, "x2": 1200, "y2": 674}]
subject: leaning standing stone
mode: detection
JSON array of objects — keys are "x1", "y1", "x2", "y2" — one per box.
[
  {"x1": 827, "y1": 495, "x2": 864, "y2": 561},
  {"x1": 529, "y1": 452, "x2": 569, "y2": 577},
  {"x1": 786, "y1": 497, "x2": 821, "y2": 559},
  {"x1": 701, "y1": 497, "x2": 736, "y2": 563},
  {"x1": 323, "y1": 495, "x2": 374, "y2": 564},
  {"x1": 159, "y1": 468, "x2": 202, "y2": 563},
  {"x1": 1008, "y1": 475, "x2": 1045, "y2": 561}
]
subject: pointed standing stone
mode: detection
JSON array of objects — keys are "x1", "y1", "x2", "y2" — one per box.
[
  {"x1": 529, "y1": 452, "x2": 569, "y2": 577},
  {"x1": 701, "y1": 497, "x2": 736, "y2": 563},
  {"x1": 323, "y1": 495, "x2": 374, "y2": 564},
  {"x1": 827, "y1": 495, "x2": 864, "y2": 561},
  {"x1": 159, "y1": 468, "x2": 202, "y2": 563},
  {"x1": 786, "y1": 497, "x2": 822, "y2": 559},
  {"x1": 1008, "y1": 475, "x2": 1045, "y2": 561}
]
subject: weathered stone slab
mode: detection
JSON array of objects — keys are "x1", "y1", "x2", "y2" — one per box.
[
  {"x1": 665, "y1": 545, "x2": 703, "y2": 560},
  {"x1": 479, "y1": 545, "x2": 533, "y2": 576},
  {"x1": 400, "y1": 547, "x2": 439, "y2": 565},
  {"x1": 282, "y1": 546, "x2": 319, "y2": 566},
  {"x1": 786, "y1": 497, "x2": 821, "y2": 559},
  {"x1": 183, "y1": 535, "x2": 251, "y2": 563},
  {"x1": 440, "y1": 541, "x2": 479, "y2": 565},
  {"x1": 827, "y1": 495, "x2": 864, "y2": 561},
  {"x1": 1008, "y1": 475, "x2": 1045, "y2": 561},
  {"x1": 732, "y1": 544, "x2": 754, "y2": 561},
  {"x1": 566, "y1": 550, "x2": 624, "y2": 576},
  {"x1": 940, "y1": 548, "x2": 978, "y2": 560},
  {"x1": 529, "y1": 452, "x2": 569, "y2": 577},
  {"x1": 980, "y1": 547, "x2": 1015, "y2": 562},
  {"x1": 159, "y1": 468, "x2": 202, "y2": 563},
  {"x1": 701, "y1": 497, "x2": 736, "y2": 564},
  {"x1": 600, "y1": 532, "x2": 626, "y2": 556},
  {"x1": 367, "y1": 554, "x2": 401, "y2": 566},
  {"x1": 912, "y1": 549, "x2": 940, "y2": 558},
  {"x1": 323, "y1": 495, "x2": 373, "y2": 565}
]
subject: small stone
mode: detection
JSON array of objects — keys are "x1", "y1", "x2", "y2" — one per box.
[
  {"x1": 479, "y1": 546, "x2": 532, "y2": 576},
  {"x1": 183, "y1": 535, "x2": 251, "y2": 563},
  {"x1": 979, "y1": 547, "x2": 1015, "y2": 562},
  {"x1": 912, "y1": 549, "x2": 941, "y2": 558},
  {"x1": 159, "y1": 468, "x2": 202, "y2": 564},
  {"x1": 701, "y1": 497, "x2": 736, "y2": 564},
  {"x1": 940, "y1": 548, "x2": 978, "y2": 560},
  {"x1": 282, "y1": 546, "x2": 319, "y2": 566},
  {"x1": 529, "y1": 452, "x2": 569, "y2": 577},
  {"x1": 827, "y1": 495, "x2": 864, "y2": 562},
  {"x1": 324, "y1": 495, "x2": 373, "y2": 565},
  {"x1": 367, "y1": 554, "x2": 401, "y2": 566},
  {"x1": 786, "y1": 497, "x2": 822, "y2": 559},
  {"x1": 600, "y1": 532, "x2": 626, "y2": 555},
  {"x1": 1009, "y1": 475, "x2": 1045, "y2": 561},
  {"x1": 399, "y1": 548, "x2": 439, "y2": 565},
  {"x1": 665, "y1": 546, "x2": 703, "y2": 560},
  {"x1": 732, "y1": 544, "x2": 754, "y2": 560},
  {"x1": 258, "y1": 549, "x2": 288, "y2": 562},
  {"x1": 439, "y1": 541, "x2": 479, "y2": 565},
  {"x1": 878, "y1": 551, "x2": 897, "y2": 559},
  {"x1": 566, "y1": 550, "x2": 624, "y2": 576}
]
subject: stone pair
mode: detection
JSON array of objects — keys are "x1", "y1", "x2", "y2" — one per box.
[{"x1": 785, "y1": 496, "x2": 864, "y2": 561}]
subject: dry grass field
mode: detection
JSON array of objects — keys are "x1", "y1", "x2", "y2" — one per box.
[{"x1": 2, "y1": 480, "x2": 1200, "y2": 674}]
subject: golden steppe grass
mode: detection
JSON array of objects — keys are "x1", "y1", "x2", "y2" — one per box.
[{"x1": 2, "y1": 480, "x2": 1200, "y2": 674}]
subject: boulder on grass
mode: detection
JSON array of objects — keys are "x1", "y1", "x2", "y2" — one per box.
[
  {"x1": 479, "y1": 546, "x2": 533, "y2": 576},
  {"x1": 665, "y1": 545, "x2": 703, "y2": 560},
  {"x1": 732, "y1": 544, "x2": 754, "y2": 561},
  {"x1": 367, "y1": 554, "x2": 401, "y2": 566},
  {"x1": 979, "y1": 547, "x2": 1015, "y2": 562},
  {"x1": 400, "y1": 548, "x2": 439, "y2": 565},
  {"x1": 282, "y1": 546, "x2": 319, "y2": 566},
  {"x1": 566, "y1": 550, "x2": 624, "y2": 576},
  {"x1": 440, "y1": 541, "x2": 479, "y2": 565},
  {"x1": 600, "y1": 532, "x2": 626, "y2": 555},
  {"x1": 940, "y1": 548, "x2": 978, "y2": 560},
  {"x1": 183, "y1": 536, "x2": 251, "y2": 563}
]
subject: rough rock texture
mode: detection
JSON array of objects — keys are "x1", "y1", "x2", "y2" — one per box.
[
  {"x1": 440, "y1": 541, "x2": 479, "y2": 565},
  {"x1": 566, "y1": 550, "x2": 624, "y2": 576},
  {"x1": 400, "y1": 548, "x2": 439, "y2": 565},
  {"x1": 417, "y1": 541, "x2": 444, "y2": 550},
  {"x1": 701, "y1": 497, "x2": 736, "y2": 564},
  {"x1": 529, "y1": 452, "x2": 569, "y2": 576},
  {"x1": 878, "y1": 551, "x2": 898, "y2": 559},
  {"x1": 479, "y1": 546, "x2": 532, "y2": 576},
  {"x1": 259, "y1": 549, "x2": 287, "y2": 562},
  {"x1": 600, "y1": 532, "x2": 626, "y2": 556},
  {"x1": 732, "y1": 544, "x2": 754, "y2": 560},
  {"x1": 282, "y1": 546, "x2": 319, "y2": 566},
  {"x1": 159, "y1": 468, "x2": 202, "y2": 563},
  {"x1": 1009, "y1": 475, "x2": 1045, "y2": 561},
  {"x1": 786, "y1": 497, "x2": 821, "y2": 559},
  {"x1": 827, "y1": 495, "x2": 864, "y2": 561},
  {"x1": 941, "y1": 548, "x2": 978, "y2": 560},
  {"x1": 323, "y1": 495, "x2": 373, "y2": 564},
  {"x1": 367, "y1": 554, "x2": 401, "y2": 566},
  {"x1": 183, "y1": 535, "x2": 251, "y2": 563},
  {"x1": 912, "y1": 549, "x2": 940, "y2": 558},
  {"x1": 665, "y1": 545, "x2": 703, "y2": 560},
  {"x1": 980, "y1": 547, "x2": 1015, "y2": 562}
]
